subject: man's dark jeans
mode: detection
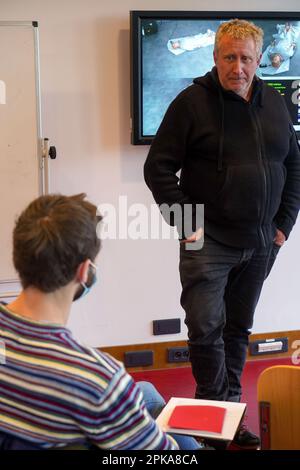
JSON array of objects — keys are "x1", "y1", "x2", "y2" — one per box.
[{"x1": 179, "y1": 234, "x2": 280, "y2": 402}]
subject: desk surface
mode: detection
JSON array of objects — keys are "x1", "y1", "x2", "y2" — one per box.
[{"x1": 156, "y1": 397, "x2": 246, "y2": 441}]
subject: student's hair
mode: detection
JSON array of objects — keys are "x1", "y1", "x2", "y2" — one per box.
[
  {"x1": 13, "y1": 193, "x2": 102, "y2": 292},
  {"x1": 214, "y1": 19, "x2": 264, "y2": 58}
]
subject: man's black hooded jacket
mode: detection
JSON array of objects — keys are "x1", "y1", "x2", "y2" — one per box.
[{"x1": 144, "y1": 68, "x2": 300, "y2": 248}]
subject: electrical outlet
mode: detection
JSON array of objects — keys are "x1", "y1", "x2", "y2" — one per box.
[
  {"x1": 249, "y1": 337, "x2": 288, "y2": 356},
  {"x1": 124, "y1": 350, "x2": 153, "y2": 367},
  {"x1": 153, "y1": 318, "x2": 181, "y2": 335},
  {"x1": 167, "y1": 347, "x2": 190, "y2": 363}
]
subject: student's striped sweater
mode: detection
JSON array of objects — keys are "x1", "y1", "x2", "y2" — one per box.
[{"x1": 0, "y1": 304, "x2": 177, "y2": 449}]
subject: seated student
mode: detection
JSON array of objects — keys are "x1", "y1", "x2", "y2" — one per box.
[{"x1": 0, "y1": 194, "x2": 199, "y2": 450}]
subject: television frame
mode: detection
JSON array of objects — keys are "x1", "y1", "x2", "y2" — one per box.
[{"x1": 130, "y1": 10, "x2": 300, "y2": 145}]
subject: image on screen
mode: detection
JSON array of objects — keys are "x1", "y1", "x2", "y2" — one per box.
[{"x1": 141, "y1": 18, "x2": 300, "y2": 139}]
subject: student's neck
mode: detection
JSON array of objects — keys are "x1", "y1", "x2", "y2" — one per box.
[{"x1": 7, "y1": 287, "x2": 73, "y2": 325}]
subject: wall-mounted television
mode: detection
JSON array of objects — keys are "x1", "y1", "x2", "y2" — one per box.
[{"x1": 130, "y1": 10, "x2": 300, "y2": 145}]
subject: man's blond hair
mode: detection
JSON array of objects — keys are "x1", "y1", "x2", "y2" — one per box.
[{"x1": 214, "y1": 19, "x2": 264, "y2": 58}]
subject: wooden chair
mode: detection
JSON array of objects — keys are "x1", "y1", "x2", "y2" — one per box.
[{"x1": 257, "y1": 365, "x2": 300, "y2": 450}]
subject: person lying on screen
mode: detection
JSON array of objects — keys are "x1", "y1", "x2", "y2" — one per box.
[
  {"x1": 167, "y1": 29, "x2": 215, "y2": 55},
  {"x1": 0, "y1": 193, "x2": 200, "y2": 451},
  {"x1": 259, "y1": 22, "x2": 300, "y2": 74}
]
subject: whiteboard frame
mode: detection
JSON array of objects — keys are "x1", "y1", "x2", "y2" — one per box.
[{"x1": 0, "y1": 21, "x2": 47, "y2": 295}]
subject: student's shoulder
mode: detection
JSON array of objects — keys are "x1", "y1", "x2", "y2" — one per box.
[
  {"x1": 63, "y1": 338, "x2": 127, "y2": 389},
  {"x1": 75, "y1": 342, "x2": 123, "y2": 373},
  {"x1": 87, "y1": 349, "x2": 134, "y2": 396},
  {"x1": 89, "y1": 348, "x2": 124, "y2": 374}
]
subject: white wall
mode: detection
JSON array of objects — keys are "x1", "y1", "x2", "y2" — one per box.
[{"x1": 2, "y1": 0, "x2": 299, "y2": 346}]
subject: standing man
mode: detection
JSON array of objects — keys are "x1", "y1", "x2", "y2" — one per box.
[{"x1": 144, "y1": 19, "x2": 300, "y2": 448}]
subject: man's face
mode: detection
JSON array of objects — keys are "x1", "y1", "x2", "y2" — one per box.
[{"x1": 213, "y1": 35, "x2": 261, "y2": 100}]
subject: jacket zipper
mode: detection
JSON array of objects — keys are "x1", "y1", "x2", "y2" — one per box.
[{"x1": 250, "y1": 107, "x2": 267, "y2": 247}]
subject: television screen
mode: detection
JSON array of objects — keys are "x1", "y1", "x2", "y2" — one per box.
[{"x1": 130, "y1": 11, "x2": 300, "y2": 144}]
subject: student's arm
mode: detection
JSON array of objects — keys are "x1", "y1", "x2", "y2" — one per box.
[{"x1": 79, "y1": 355, "x2": 178, "y2": 450}]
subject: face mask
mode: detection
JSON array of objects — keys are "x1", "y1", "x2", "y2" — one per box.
[{"x1": 73, "y1": 261, "x2": 97, "y2": 302}]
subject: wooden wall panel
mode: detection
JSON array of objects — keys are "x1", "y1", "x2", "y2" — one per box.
[{"x1": 99, "y1": 330, "x2": 300, "y2": 372}]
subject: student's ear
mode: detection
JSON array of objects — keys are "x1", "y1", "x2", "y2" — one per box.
[{"x1": 75, "y1": 259, "x2": 90, "y2": 284}]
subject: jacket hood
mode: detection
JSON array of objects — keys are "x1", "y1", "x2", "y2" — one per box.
[
  {"x1": 192, "y1": 67, "x2": 218, "y2": 88},
  {"x1": 193, "y1": 67, "x2": 264, "y2": 171},
  {"x1": 193, "y1": 67, "x2": 224, "y2": 93},
  {"x1": 193, "y1": 68, "x2": 226, "y2": 172},
  {"x1": 192, "y1": 67, "x2": 264, "y2": 171},
  {"x1": 193, "y1": 67, "x2": 264, "y2": 104}
]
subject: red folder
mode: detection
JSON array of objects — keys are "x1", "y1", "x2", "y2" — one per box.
[{"x1": 168, "y1": 405, "x2": 226, "y2": 433}]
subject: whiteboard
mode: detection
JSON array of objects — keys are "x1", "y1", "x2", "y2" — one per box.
[{"x1": 0, "y1": 22, "x2": 44, "y2": 292}]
